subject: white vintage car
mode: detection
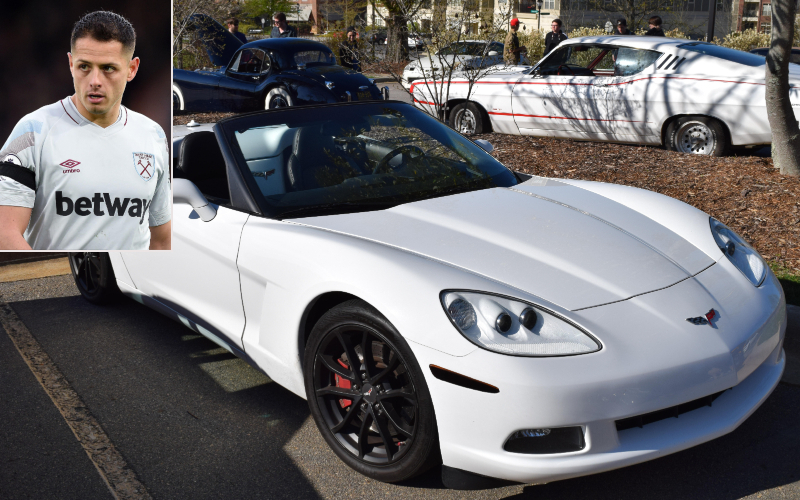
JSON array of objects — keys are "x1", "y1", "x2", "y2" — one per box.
[
  {"x1": 71, "y1": 102, "x2": 785, "y2": 488},
  {"x1": 411, "y1": 36, "x2": 800, "y2": 155},
  {"x1": 402, "y1": 40, "x2": 510, "y2": 87}
]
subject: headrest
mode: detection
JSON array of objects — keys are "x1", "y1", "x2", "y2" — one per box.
[{"x1": 178, "y1": 131, "x2": 225, "y2": 180}]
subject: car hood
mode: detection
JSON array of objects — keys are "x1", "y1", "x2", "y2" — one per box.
[
  {"x1": 284, "y1": 65, "x2": 373, "y2": 90},
  {"x1": 288, "y1": 178, "x2": 715, "y2": 311},
  {"x1": 408, "y1": 55, "x2": 476, "y2": 71}
]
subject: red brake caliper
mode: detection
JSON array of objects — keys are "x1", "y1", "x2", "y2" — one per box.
[{"x1": 335, "y1": 359, "x2": 352, "y2": 408}]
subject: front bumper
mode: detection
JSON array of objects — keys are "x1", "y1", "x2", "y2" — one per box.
[{"x1": 411, "y1": 259, "x2": 787, "y2": 484}]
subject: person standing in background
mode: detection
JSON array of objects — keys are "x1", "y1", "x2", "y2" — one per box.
[
  {"x1": 645, "y1": 16, "x2": 665, "y2": 36},
  {"x1": 270, "y1": 12, "x2": 297, "y2": 38},
  {"x1": 544, "y1": 19, "x2": 568, "y2": 56},
  {"x1": 227, "y1": 18, "x2": 248, "y2": 44},
  {"x1": 616, "y1": 18, "x2": 634, "y2": 35},
  {"x1": 504, "y1": 18, "x2": 527, "y2": 65}
]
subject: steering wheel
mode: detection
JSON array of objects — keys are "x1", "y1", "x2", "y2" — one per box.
[
  {"x1": 557, "y1": 64, "x2": 575, "y2": 76},
  {"x1": 373, "y1": 145, "x2": 425, "y2": 174}
]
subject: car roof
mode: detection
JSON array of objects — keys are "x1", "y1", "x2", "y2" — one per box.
[{"x1": 561, "y1": 35, "x2": 695, "y2": 50}]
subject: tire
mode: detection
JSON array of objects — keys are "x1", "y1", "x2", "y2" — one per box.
[
  {"x1": 173, "y1": 83, "x2": 185, "y2": 114},
  {"x1": 666, "y1": 116, "x2": 727, "y2": 156},
  {"x1": 304, "y1": 299, "x2": 440, "y2": 483},
  {"x1": 68, "y1": 253, "x2": 121, "y2": 305},
  {"x1": 265, "y1": 87, "x2": 294, "y2": 109},
  {"x1": 449, "y1": 102, "x2": 485, "y2": 135}
]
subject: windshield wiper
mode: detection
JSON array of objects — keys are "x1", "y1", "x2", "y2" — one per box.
[{"x1": 278, "y1": 201, "x2": 398, "y2": 220}]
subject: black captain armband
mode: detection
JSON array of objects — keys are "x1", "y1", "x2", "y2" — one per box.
[{"x1": 0, "y1": 162, "x2": 36, "y2": 191}]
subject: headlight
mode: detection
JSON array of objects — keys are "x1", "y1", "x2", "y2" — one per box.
[
  {"x1": 709, "y1": 217, "x2": 766, "y2": 286},
  {"x1": 441, "y1": 291, "x2": 601, "y2": 356}
]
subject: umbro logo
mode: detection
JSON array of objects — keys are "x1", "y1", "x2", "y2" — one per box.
[
  {"x1": 60, "y1": 159, "x2": 80, "y2": 168},
  {"x1": 60, "y1": 159, "x2": 81, "y2": 174}
]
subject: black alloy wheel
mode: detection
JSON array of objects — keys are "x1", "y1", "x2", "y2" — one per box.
[
  {"x1": 68, "y1": 252, "x2": 120, "y2": 304},
  {"x1": 269, "y1": 95, "x2": 289, "y2": 108},
  {"x1": 304, "y1": 300, "x2": 439, "y2": 482}
]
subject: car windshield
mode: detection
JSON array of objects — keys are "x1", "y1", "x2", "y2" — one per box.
[
  {"x1": 438, "y1": 43, "x2": 487, "y2": 56},
  {"x1": 678, "y1": 42, "x2": 767, "y2": 67},
  {"x1": 274, "y1": 47, "x2": 337, "y2": 69},
  {"x1": 221, "y1": 102, "x2": 518, "y2": 218}
]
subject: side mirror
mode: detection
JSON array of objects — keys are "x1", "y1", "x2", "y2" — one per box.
[
  {"x1": 474, "y1": 139, "x2": 494, "y2": 153},
  {"x1": 173, "y1": 178, "x2": 217, "y2": 222},
  {"x1": 487, "y1": 51, "x2": 499, "y2": 56}
]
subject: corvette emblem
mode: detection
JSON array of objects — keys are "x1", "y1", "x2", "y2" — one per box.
[
  {"x1": 132, "y1": 152, "x2": 155, "y2": 181},
  {"x1": 686, "y1": 309, "x2": 717, "y2": 326}
]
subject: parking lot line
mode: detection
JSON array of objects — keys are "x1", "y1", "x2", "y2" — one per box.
[{"x1": 0, "y1": 299, "x2": 152, "y2": 500}]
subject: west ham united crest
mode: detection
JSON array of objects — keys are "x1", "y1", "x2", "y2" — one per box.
[{"x1": 133, "y1": 152, "x2": 155, "y2": 181}]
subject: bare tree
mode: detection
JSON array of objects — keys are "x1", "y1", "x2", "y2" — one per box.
[
  {"x1": 174, "y1": 0, "x2": 240, "y2": 69},
  {"x1": 766, "y1": 0, "x2": 800, "y2": 176}
]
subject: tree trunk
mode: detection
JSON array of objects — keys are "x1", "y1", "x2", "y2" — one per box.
[
  {"x1": 386, "y1": 14, "x2": 408, "y2": 63},
  {"x1": 766, "y1": 0, "x2": 800, "y2": 176}
]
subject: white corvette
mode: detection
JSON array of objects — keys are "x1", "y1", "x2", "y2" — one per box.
[
  {"x1": 411, "y1": 36, "x2": 800, "y2": 155},
  {"x1": 71, "y1": 102, "x2": 786, "y2": 488}
]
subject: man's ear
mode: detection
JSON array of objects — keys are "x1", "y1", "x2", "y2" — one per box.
[
  {"x1": 127, "y1": 57, "x2": 141, "y2": 82},
  {"x1": 68, "y1": 52, "x2": 74, "y2": 77}
]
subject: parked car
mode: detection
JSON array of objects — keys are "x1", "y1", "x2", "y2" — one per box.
[
  {"x1": 750, "y1": 47, "x2": 800, "y2": 64},
  {"x1": 384, "y1": 32, "x2": 426, "y2": 49},
  {"x1": 173, "y1": 15, "x2": 383, "y2": 113},
  {"x1": 411, "y1": 36, "x2": 800, "y2": 155},
  {"x1": 402, "y1": 40, "x2": 527, "y2": 86},
  {"x1": 71, "y1": 100, "x2": 785, "y2": 488},
  {"x1": 364, "y1": 30, "x2": 387, "y2": 44}
]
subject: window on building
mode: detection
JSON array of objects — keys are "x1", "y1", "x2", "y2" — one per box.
[
  {"x1": 762, "y1": 4, "x2": 772, "y2": 16},
  {"x1": 743, "y1": 3, "x2": 758, "y2": 17},
  {"x1": 761, "y1": 23, "x2": 771, "y2": 33},
  {"x1": 742, "y1": 20, "x2": 757, "y2": 30},
  {"x1": 543, "y1": 0, "x2": 557, "y2": 8}
]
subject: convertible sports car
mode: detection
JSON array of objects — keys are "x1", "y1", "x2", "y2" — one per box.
[
  {"x1": 71, "y1": 102, "x2": 786, "y2": 488},
  {"x1": 173, "y1": 16, "x2": 384, "y2": 113},
  {"x1": 411, "y1": 36, "x2": 800, "y2": 155}
]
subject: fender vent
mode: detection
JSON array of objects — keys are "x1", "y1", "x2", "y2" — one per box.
[
  {"x1": 429, "y1": 365, "x2": 499, "y2": 393},
  {"x1": 616, "y1": 389, "x2": 728, "y2": 432}
]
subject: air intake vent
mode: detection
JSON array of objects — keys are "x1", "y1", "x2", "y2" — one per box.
[{"x1": 616, "y1": 390, "x2": 728, "y2": 432}]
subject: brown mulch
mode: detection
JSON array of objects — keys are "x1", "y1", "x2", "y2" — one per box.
[
  {"x1": 477, "y1": 133, "x2": 800, "y2": 274},
  {"x1": 173, "y1": 112, "x2": 799, "y2": 273}
]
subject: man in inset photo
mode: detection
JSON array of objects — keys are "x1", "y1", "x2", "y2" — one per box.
[{"x1": 0, "y1": 10, "x2": 171, "y2": 250}]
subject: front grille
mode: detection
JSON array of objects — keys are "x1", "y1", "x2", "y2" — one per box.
[{"x1": 615, "y1": 389, "x2": 728, "y2": 432}]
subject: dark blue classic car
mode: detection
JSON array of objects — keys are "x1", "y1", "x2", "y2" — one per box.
[{"x1": 174, "y1": 27, "x2": 385, "y2": 113}]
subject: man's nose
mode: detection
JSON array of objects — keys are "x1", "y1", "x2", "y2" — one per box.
[{"x1": 87, "y1": 68, "x2": 103, "y2": 87}]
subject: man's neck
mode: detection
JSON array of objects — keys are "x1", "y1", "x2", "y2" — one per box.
[{"x1": 70, "y1": 94, "x2": 120, "y2": 128}]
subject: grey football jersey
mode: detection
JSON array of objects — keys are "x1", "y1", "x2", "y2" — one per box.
[{"x1": 0, "y1": 97, "x2": 171, "y2": 250}]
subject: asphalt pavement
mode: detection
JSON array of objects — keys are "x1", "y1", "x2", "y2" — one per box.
[{"x1": 1, "y1": 263, "x2": 799, "y2": 499}]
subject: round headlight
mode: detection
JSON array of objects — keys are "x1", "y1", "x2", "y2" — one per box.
[{"x1": 447, "y1": 298, "x2": 476, "y2": 330}]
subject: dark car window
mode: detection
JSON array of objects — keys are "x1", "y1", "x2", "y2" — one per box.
[
  {"x1": 679, "y1": 42, "x2": 767, "y2": 67},
  {"x1": 615, "y1": 47, "x2": 661, "y2": 76},
  {"x1": 222, "y1": 103, "x2": 518, "y2": 219},
  {"x1": 293, "y1": 50, "x2": 336, "y2": 67},
  {"x1": 229, "y1": 48, "x2": 265, "y2": 74},
  {"x1": 536, "y1": 45, "x2": 613, "y2": 76}
]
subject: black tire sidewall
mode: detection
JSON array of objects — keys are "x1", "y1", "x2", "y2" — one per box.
[
  {"x1": 303, "y1": 299, "x2": 440, "y2": 483},
  {"x1": 68, "y1": 253, "x2": 120, "y2": 305}
]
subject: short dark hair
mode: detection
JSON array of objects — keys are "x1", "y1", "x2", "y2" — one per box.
[
  {"x1": 226, "y1": 18, "x2": 239, "y2": 27},
  {"x1": 648, "y1": 15, "x2": 662, "y2": 27},
  {"x1": 552, "y1": 18, "x2": 563, "y2": 27},
  {"x1": 71, "y1": 11, "x2": 136, "y2": 55},
  {"x1": 617, "y1": 18, "x2": 627, "y2": 26},
  {"x1": 273, "y1": 12, "x2": 287, "y2": 22}
]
